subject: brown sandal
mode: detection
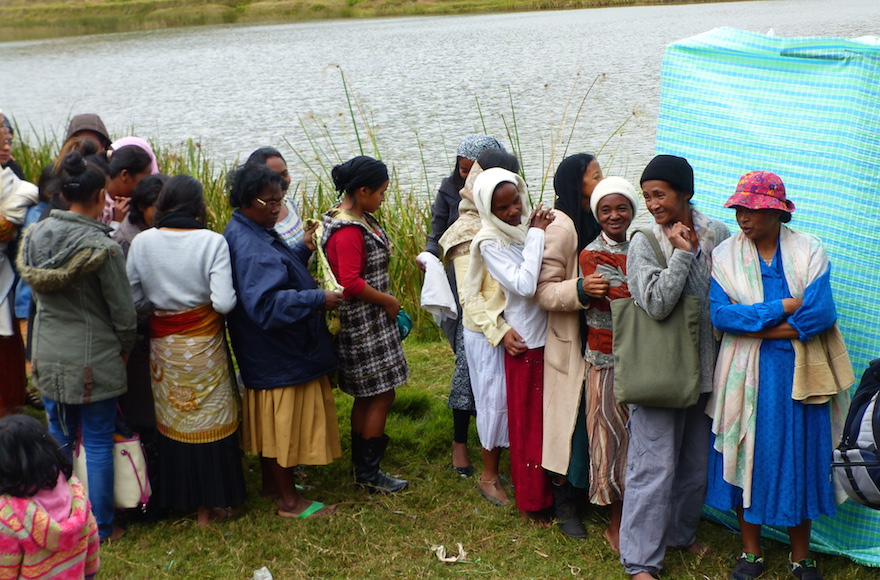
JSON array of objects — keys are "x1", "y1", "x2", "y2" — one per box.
[{"x1": 477, "y1": 477, "x2": 509, "y2": 506}]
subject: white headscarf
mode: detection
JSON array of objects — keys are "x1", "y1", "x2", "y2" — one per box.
[{"x1": 462, "y1": 167, "x2": 532, "y2": 304}]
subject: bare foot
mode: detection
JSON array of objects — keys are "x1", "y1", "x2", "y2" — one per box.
[
  {"x1": 631, "y1": 573, "x2": 657, "y2": 580},
  {"x1": 520, "y1": 509, "x2": 552, "y2": 527},
  {"x1": 604, "y1": 527, "x2": 620, "y2": 553},
  {"x1": 101, "y1": 525, "x2": 126, "y2": 543},
  {"x1": 684, "y1": 541, "x2": 712, "y2": 557},
  {"x1": 210, "y1": 507, "x2": 237, "y2": 521}
]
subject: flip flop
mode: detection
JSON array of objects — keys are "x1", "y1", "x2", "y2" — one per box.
[{"x1": 277, "y1": 501, "x2": 336, "y2": 519}]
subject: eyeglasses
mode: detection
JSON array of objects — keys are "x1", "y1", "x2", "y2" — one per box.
[{"x1": 253, "y1": 197, "x2": 283, "y2": 209}]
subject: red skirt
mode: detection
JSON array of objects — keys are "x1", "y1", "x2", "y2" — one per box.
[
  {"x1": 504, "y1": 347, "x2": 552, "y2": 512},
  {"x1": 0, "y1": 319, "x2": 26, "y2": 417}
]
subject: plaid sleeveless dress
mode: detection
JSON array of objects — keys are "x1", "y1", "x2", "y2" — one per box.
[{"x1": 322, "y1": 209, "x2": 409, "y2": 397}]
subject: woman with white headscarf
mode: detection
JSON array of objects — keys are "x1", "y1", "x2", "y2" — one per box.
[{"x1": 464, "y1": 167, "x2": 555, "y2": 524}]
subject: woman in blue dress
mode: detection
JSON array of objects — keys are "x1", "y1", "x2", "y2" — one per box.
[{"x1": 707, "y1": 171, "x2": 852, "y2": 580}]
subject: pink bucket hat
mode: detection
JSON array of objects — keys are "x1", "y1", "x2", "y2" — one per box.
[{"x1": 725, "y1": 171, "x2": 795, "y2": 216}]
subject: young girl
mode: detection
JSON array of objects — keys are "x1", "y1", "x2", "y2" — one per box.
[
  {"x1": 442, "y1": 150, "x2": 521, "y2": 505},
  {"x1": 464, "y1": 167, "x2": 555, "y2": 523},
  {"x1": 18, "y1": 151, "x2": 137, "y2": 542},
  {"x1": 423, "y1": 135, "x2": 505, "y2": 478},
  {"x1": 578, "y1": 177, "x2": 638, "y2": 551},
  {"x1": 102, "y1": 144, "x2": 153, "y2": 227},
  {"x1": 0, "y1": 415, "x2": 100, "y2": 579},
  {"x1": 323, "y1": 155, "x2": 409, "y2": 493}
]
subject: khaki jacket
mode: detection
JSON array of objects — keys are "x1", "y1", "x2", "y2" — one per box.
[
  {"x1": 18, "y1": 211, "x2": 136, "y2": 404},
  {"x1": 534, "y1": 212, "x2": 588, "y2": 475}
]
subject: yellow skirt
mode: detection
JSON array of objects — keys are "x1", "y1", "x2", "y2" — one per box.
[{"x1": 243, "y1": 376, "x2": 342, "y2": 468}]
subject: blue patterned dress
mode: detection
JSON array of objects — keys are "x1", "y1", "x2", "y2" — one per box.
[{"x1": 706, "y1": 244, "x2": 837, "y2": 526}]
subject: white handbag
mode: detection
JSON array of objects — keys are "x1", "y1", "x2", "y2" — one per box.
[{"x1": 73, "y1": 432, "x2": 152, "y2": 510}]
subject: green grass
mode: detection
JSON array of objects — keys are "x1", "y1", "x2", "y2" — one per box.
[
  {"x1": 10, "y1": 125, "x2": 873, "y2": 579},
  {"x1": 0, "y1": 0, "x2": 748, "y2": 42},
  {"x1": 93, "y1": 341, "x2": 868, "y2": 579}
]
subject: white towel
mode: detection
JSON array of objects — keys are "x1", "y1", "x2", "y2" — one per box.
[{"x1": 417, "y1": 252, "x2": 457, "y2": 325}]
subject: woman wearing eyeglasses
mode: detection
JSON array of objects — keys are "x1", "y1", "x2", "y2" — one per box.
[{"x1": 224, "y1": 163, "x2": 343, "y2": 519}]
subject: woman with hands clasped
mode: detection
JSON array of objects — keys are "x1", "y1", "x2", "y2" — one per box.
[
  {"x1": 578, "y1": 177, "x2": 639, "y2": 551},
  {"x1": 444, "y1": 150, "x2": 522, "y2": 507},
  {"x1": 464, "y1": 167, "x2": 556, "y2": 524},
  {"x1": 618, "y1": 155, "x2": 730, "y2": 580}
]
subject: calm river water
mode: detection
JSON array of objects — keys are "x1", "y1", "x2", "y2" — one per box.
[{"x1": 1, "y1": 0, "x2": 878, "y2": 194}]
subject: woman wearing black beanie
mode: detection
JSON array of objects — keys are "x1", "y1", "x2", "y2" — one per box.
[{"x1": 618, "y1": 154, "x2": 730, "y2": 580}]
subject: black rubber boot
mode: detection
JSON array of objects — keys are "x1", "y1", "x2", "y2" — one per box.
[
  {"x1": 353, "y1": 434, "x2": 408, "y2": 493},
  {"x1": 552, "y1": 481, "x2": 587, "y2": 539}
]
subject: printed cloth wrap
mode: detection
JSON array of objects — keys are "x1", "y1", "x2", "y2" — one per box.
[
  {"x1": 150, "y1": 303, "x2": 239, "y2": 444},
  {"x1": 321, "y1": 208, "x2": 409, "y2": 397}
]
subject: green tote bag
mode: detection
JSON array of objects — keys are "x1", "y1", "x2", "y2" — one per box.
[{"x1": 611, "y1": 229, "x2": 701, "y2": 408}]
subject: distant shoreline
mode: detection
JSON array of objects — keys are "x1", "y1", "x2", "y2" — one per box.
[{"x1": 0, "y1": 0, "x2": 742, "y2": 42}]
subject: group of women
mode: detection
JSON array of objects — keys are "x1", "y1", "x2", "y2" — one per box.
[
  {"x1": 2, "y1": 113, "x2": 410, "y2": 557},
  {"x1": 425, "y1": 136, "x2": 850, "y2": 580},
  {"x1": 0, "y1": 112, "x2": 851, "y2": 580}
]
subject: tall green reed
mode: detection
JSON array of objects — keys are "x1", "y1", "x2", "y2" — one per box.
[{"x1": 9, "y1": 68, "x2": 631, "y2": 342}]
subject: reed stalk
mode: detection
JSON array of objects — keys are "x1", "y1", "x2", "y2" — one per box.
[{"x1": 8, "y1": 69, "x2": 630, "y2": 341}]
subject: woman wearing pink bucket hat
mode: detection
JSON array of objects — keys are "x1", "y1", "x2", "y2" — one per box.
[{"x1": 707, "y1": 171, "x2": 852, "y2": 580}]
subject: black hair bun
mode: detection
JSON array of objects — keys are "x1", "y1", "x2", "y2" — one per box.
[
  {"x1": 330, "y1": 164, "x2": 348, "y2": 193},
  {"x1": 61, "y1": 151, "x2": 88, "y2": 177}
]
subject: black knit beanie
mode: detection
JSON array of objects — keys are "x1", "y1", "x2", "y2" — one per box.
[{"x1": 640, "y1": 155, "x2": 694, "y2": 196}]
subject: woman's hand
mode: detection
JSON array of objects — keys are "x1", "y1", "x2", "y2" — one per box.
[
  {"x1": 782, "y1": 297, "x2": 803, "y2": 315},
  {"x1": 528, "y1": 203, "x2": 555, "y2": 230},
  {"x1": 383, "y1": 294, "x2": 401, "y2": 320},
  {"x1": 415, "y1": 256, "x2": 427, "y2": 272},
  {"x1": 324, "y1": 290, "x2": 344, "y2": 311},
  {"x1": 302, "y1": 222, "x2": 319, "y2": 251},
  {"x1": 502, "y1": 329, "x2": 528, "y2": 357},
  {"x1": 582, "y1": 273, "x2": 610, "y2": 298},
  {"x1": 113, "y1": 197, "x2": 130, "y2": 223},
  {"x1": 665, "y1": 222, "x2": 692, "y2": 252}
]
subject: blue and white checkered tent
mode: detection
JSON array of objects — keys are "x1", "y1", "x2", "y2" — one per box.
[{"x1": 654, "y1": 27, "x2": 880, "y2": 567}]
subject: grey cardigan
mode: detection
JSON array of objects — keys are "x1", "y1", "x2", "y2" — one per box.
[
  {"x1": 18, "y1": 210, "x2": 137, "y2": 405},
  {"x1": 626, "y1": 217, "x2": 730, "y2": 394}
]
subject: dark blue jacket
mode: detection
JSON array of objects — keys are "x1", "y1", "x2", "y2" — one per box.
[{"x1": 223, "y1": 211, "x2": 338, "y2": 389}]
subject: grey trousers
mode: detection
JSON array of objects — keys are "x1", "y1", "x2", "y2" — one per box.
[{"x1": 619, "y1": 394, "x2": 710, "y2": 577}]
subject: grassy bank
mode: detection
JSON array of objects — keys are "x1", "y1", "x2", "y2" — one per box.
[
  {"x1": 86, "y1": 340, "x2": 863, "y2": 579},
  {"x1": 1, "y1": 0, "x2": 734, "y2": 42}
]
